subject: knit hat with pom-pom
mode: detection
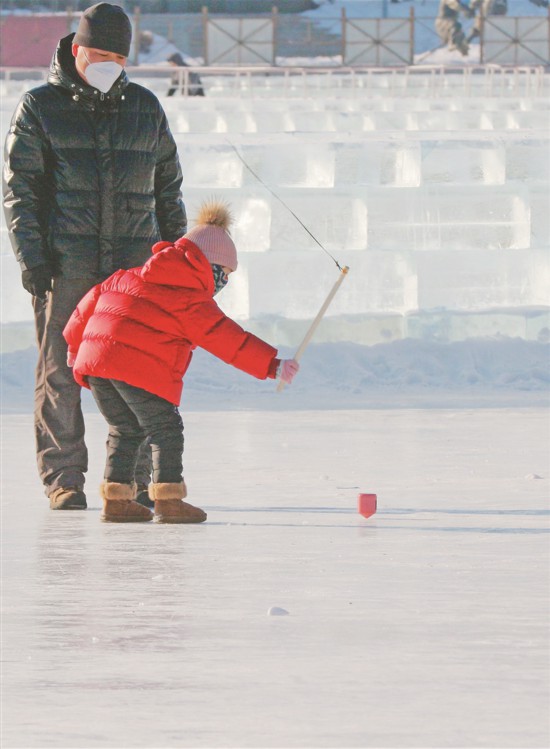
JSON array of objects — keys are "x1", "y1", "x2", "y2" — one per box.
[{"x1": 185, "y1": 200, "x2": 238, "y2": 271}]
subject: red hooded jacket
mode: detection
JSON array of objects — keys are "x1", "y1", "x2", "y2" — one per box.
[{"x1": 63, "y1": 238, "x2": 279, "y2": 405}]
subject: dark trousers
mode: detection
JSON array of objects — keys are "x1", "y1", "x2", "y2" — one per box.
[
  {"x1": 33, "y1": 277, "x2": 152, "y2": 495},
  {"x1": 88, "y1": 377, "x2": 184, "y2": 485}
]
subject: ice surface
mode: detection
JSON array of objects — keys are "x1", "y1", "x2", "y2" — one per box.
[
  {"x1": 0, "y1": 255, "x2": 30, "y2": 325},
  {"x1": 506, "y1": 140, "x2": 550, "y2": 183},
  {"x1": 528, "y1": 186, "x2": 550, "y2": 249},
  {"x1": 245, "y1": 312, "x2": 407, "y2": 347},
  {"x1": 420, "y1": 140, "x2": 506, "y2": 185},
  {"x1": 184, "y1": 186, "x2": 368, "y2": 253},
  {"x1": 365, "y1": 184, "x2": 531, "y2": 252},
  {"x1": 2, "y1": 409, "x2": 549, "y2": 748},
  {"x1": 162, "y1": 100, "x2": 550, "y2": 134},
  {"x1": 335, "y1": 140, "x2": 422, "y2": 187},
  {"x1": 237, "y1": 141, "x2": 336, "y2": 189},
  {"x1": 416, "y1": 249, "x2": 550, "y2": 311},
  {"x1": 183, "y1": 146, "x2": 245, "y2": 188},
  {"x1": 226, "y1": 250, "x2": 416, "y2": 319},
  {"x1": 0, "y1": 321, "x2": 35, "y2": 354},
  {"x1": 406, "y1": 308, "x2": 550, "y2": 344}
]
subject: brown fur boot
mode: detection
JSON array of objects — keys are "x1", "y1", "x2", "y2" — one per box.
[
  {"x1": 100, "y1": 481, "x2": 153, "y2": 523},
  {"x1": 149, "y1": 481, "x2": 207, "y2": 524}
]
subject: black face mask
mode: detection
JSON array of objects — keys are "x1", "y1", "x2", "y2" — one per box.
[{"x1": 211, "y1": 264, "x2": 229, "y2": 296}]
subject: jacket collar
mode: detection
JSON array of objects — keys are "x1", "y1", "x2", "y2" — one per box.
[{"x1": 48, "y1": 33, "x2": 129, "y2": 107}]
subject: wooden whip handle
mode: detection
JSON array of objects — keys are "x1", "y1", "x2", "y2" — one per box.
[{"x1": 277, "y1": 266, "x2": 349, "y2": 392}]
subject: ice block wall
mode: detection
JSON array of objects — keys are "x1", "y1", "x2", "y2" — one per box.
[{"x1": 1, "y1": 70, "x2": 549, "y2": 349}]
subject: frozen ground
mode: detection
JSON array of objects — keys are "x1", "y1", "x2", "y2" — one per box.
[
  {"x1": 1, "y1": 44, "x2": 549, "y2": 749},
  {"x1": 1, "y1": 407, "x2": 549, "y2": 748}
]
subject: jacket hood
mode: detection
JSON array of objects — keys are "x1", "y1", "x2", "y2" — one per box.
[
  {"x1": 140, "y1": 239, "x2": 215, "y2": 295},
  {"x1": 48, "y1": 33, "x2": 128, "y2": 102}
]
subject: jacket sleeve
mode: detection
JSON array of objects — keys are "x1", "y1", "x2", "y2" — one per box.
[
  {"x1": 62, "y1": 284, "x2": 102, "y2": 356},
  {"x1": 184, "y1": 298, "x2": 278, "y2": 380},
  {"x1": 2, "y1": 94, "x2": 53, "y2": 271},
  {"x1": 154, "y1": 106, "x2": 187, "y2": 242}
]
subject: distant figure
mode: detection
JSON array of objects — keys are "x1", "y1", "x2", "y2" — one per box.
[
  {"x1": 139, "y1": 29, "x2": 154, "y2": 55},
  {"x1": 467, "y1": 0, "x2": 507, "y2": 43},
  {"x1": 435, "y1": 0, "x2": 475, "y2": 56},
  {"x1": 166, "y1": 52, "x2": 205, "y2": 97}
]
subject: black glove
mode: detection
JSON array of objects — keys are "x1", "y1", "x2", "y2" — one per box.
[{"x1": 21, "y1": 265, "x2": 53, "y2": 300}]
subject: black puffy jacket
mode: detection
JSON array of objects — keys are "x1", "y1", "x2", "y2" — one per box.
[{"x1": 2, "y1": 34, "x2": 186, "y2": 278}]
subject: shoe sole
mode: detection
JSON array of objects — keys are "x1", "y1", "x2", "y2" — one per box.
[
  {"x1": 154, "y1": 515, "x2": 207, "y2": 524},
  {"x1": 50, "y1": 503, "x2": 87, "y2": 510},
  {"x1": 101, "y1": 515, "x2": 152, "y2": 523}
]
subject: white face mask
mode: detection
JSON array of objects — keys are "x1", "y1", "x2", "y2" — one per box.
[{"x1": 84, "y1": 54, "x2": 123, "y2": 94}]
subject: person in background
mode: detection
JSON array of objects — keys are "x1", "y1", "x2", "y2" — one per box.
[
  {"x1": 2, "y1": 3, "x2": 186, "y2": 511},
  {"x1": 435, "y1": 0, "x2": 475, "y2": 56},
  {"x1": 166, "y1": 52, "x2": 205, "y2": 97},
  {"x1": 63, "y1": 200, "x2": 299, "y2": 524},
  {"x1": 466, "y1": 0, "x2": 507, "y2": 43}
]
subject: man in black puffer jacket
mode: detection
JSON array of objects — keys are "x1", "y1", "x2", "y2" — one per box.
[{"x1": 2, "y1": 3, "x2": 187, "y2": 511}]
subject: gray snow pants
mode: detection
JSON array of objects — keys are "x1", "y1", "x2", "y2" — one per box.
[
  {"x1": 87, "y1": 377, "x2": 184, "y2": 485},
  {"x1": 33, "y1": 276, "x2": 151, "y2": 496}
]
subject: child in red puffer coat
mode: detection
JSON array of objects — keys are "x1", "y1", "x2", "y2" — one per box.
[{"x1": 63, "y1": 200, "x2": 299, "y2": 524}]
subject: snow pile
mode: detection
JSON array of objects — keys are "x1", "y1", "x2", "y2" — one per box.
[
  {"x1": 181, "y1": 338, "x2": 550, "y2": 409},
  {"x1": 1, "y1": 338, "x2": 548, "y2": 413}
]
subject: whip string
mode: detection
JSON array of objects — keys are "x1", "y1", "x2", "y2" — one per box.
[{"x1": 227, "y1": 140, "x2": 345, "y2": 272}]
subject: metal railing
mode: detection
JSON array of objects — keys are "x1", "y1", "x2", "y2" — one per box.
[
  {"x1": 1, "y1": 9, "x2": 549, "y2": 67},
  {"x1": 1, "y1": 63, "x2": 547, "y2": 97}
]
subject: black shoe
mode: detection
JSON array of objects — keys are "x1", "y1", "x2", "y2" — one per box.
[
  {"x1": 135, "y1": 484, "x2": 154, "y2": 509},
  {"x1": 49, "y1": 487, "x2": 87, "y2": 510}
]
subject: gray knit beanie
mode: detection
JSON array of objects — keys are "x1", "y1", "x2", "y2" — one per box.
[{"x1": 74, "y1": 3, "x2": 132, "y2": 57}]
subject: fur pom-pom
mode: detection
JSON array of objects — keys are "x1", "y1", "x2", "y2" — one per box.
[{"x1": 194, "y1": 199, "x2": 233, "y2": 232}]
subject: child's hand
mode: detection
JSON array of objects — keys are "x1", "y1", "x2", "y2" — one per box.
[{"x1": 279, "y1": 359, "x2": 300, "y2": 385}]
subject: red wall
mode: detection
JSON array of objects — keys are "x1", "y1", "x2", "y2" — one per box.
[{"x1": 0, "y1": 16, "x2": 69, "y2": 67}]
